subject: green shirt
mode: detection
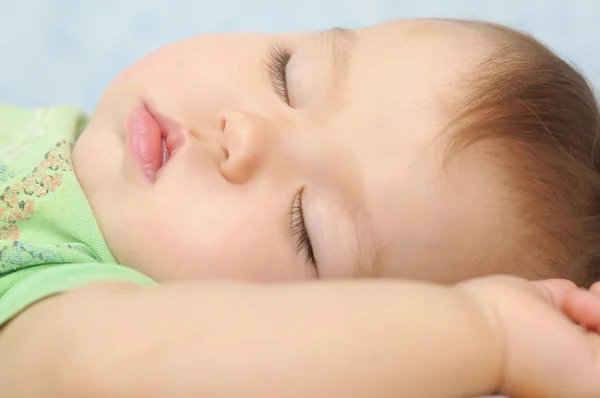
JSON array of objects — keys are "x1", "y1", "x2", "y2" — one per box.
[{"x1": 0, "y1": 105, "x2": 156, "y2": 326}]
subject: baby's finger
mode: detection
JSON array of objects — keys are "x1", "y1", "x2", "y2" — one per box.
[
  {"x1": 564, "y1": 288, "x2": 600, "y2": 329},
  {"x1": 532, "y1": 279, "x2": 578, "y2": 308},
  {"x1": 590, "y1": 281, "x2": 600, "y2": 295}
]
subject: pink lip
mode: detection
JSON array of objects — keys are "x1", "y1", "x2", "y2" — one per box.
[{"x1": 127, "y1": 103, "x2": 184, "y2": 182}]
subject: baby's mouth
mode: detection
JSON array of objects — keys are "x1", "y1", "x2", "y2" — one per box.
[
  {"x1": 127, "y1": 101, "x2": 186, "y2": 183},
  {"x1": 161, "y1": 137, "x2": 170, "y2": 167},
  {"x1": 150, "y1": 105, "x2": 185, "y2": 173}
]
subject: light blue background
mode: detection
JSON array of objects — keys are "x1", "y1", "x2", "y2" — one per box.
[{"x1": 1, "y1": 0, "x2": 598, "y2": 113}]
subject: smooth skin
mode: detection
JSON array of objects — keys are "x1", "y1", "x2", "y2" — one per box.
[{"x1": 0, "y1": 276, "x2": 599, "y2": 397}]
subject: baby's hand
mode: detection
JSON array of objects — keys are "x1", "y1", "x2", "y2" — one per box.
[{"x1": 460, "y1": 276, "x2": 600, "y2": 398}]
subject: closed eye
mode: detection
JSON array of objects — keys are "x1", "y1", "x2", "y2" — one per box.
[
  {"x1": 265, "y1": 45, "x2": 292, "y2": 104},
  {"x1": 290, "y1": 189, "x2": 316, "y2": 267}
]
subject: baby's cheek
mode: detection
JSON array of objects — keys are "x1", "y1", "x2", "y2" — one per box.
[
  {"x1": 115, "y1": 42, "x2": 182, "y2": 87},
  {"x1": 204, "y1": 232, "x2": 312, "y2": 282},
  {"x1": 116, "y1": 58, "x2": 160, "y2": 85}
]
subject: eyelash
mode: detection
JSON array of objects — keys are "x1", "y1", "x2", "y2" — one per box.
[
  {"x1": 269, "y1": 48, "x2": 314, "y2": 268},
  {"x1": 266, "y1": 45, "x2": 292, "y2": 104},
  {"x1": 290, "y1": 190, "x2": 316, "y2": 266}
]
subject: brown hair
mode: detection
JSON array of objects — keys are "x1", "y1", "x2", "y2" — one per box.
[{"x1": 446, "y1": 21, "x2": 600, "y2": 287}]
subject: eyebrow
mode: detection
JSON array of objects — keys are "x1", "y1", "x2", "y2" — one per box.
[
  {"x1": 349, "y1": 205, "x2": 379, "y2": 278},
  {"x1": 329, "y1": 158, "x2": 379, "y2": 278},
  {"x1": 317, "y1": 27, "x2": 358, "y2": 92}
]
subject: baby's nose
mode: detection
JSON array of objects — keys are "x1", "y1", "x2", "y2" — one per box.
[{"x1": 219, "y1": 110, "x2": 269, "y2": 184}]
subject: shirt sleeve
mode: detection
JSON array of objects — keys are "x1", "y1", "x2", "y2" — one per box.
[{"x1": 0, "y1": 263, "x2": 157, "y2": 327}]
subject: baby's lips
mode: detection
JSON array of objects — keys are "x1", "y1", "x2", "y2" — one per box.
[
  {"x1": 145, "y1": 105, "x2": 186, "y2": 156},
  {"x1": 127, "y1": 105, "x2": 162, "y2": 182}
]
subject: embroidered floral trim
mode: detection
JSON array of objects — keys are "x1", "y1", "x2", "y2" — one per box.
[{"x1": 0, "y1": 141, "x2": 73, "y2": 240}]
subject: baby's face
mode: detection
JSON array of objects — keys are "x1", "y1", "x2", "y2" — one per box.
[{"x1": 73, "y1": 19, "x2": 519, "y2": 284}]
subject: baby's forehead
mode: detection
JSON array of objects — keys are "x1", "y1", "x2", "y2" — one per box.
[{"x1": 334, "y1": 21, "x2": 492, "y2": 135}]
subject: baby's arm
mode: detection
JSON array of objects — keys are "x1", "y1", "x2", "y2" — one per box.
[
  {"x1": 0, "y1": 280, "x2": 501, "y2": 398},
  {"x1": 1, "y1": 277, "x2": 599, "y2": 398}
]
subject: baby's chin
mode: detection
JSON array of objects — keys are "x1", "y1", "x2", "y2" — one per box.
[{"x1": 72, "y1": 128, "x2": 99, "y2": 199}]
